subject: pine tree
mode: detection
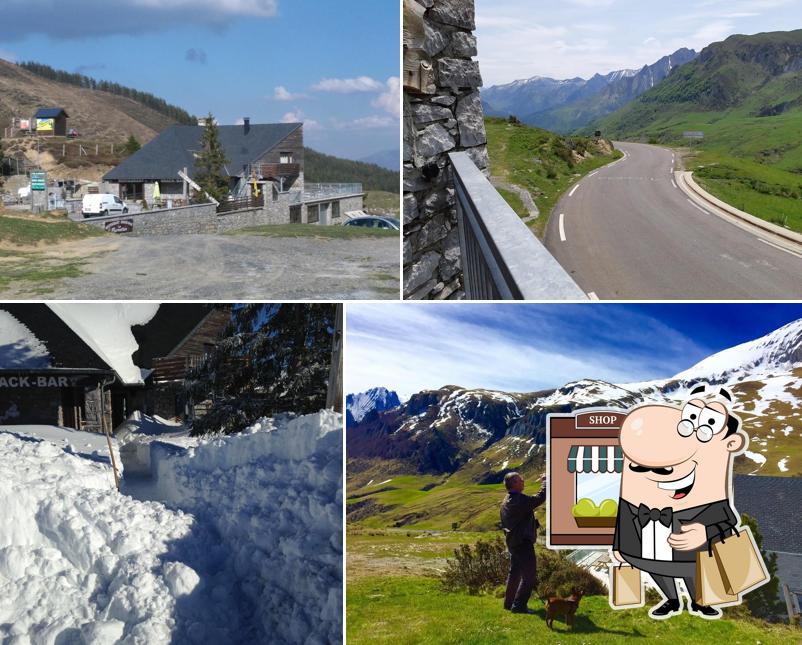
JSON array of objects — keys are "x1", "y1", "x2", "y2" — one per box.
[
  {"x1": 186, "y1": 304, "x2": 336, "y2": 435},
  {"x1": 740, "y1": 513, "x2": 783, "y2": 619},
  {"x1": 124, "y1": 135, "x2": 141, "y2": 154},
  {"x1": 193, "y1": 113, "x2": 230, "y2": 204}
]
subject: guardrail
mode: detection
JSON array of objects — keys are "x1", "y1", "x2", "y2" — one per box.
[
  {"x1": 448, "y1": 151, "x2": 586, "y2": 300},
  {"x1": 304, "y1": 183, "x2": 363, "y2": 200}
]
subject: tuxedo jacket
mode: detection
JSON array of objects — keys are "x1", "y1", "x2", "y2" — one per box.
[
  {"x1": 613, "y1": 498, "x2": 738, "y2": 563},
  {"x1": 500, "y1": 487, "x2": 546, "y2": 549}
]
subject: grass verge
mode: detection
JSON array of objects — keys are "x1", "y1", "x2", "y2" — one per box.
[
  {"x1": 485, "y1": 117, "x2": 622, "y2": 238},
  {"x1": 365, "y1": 191, "x2": 401, "y2": 214},
  {"x1": 0, "y1": 211, "x2": 106, "y2": 245}
]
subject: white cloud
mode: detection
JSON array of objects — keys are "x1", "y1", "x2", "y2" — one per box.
[
  {"x1": 350, "y1": 116, "x2": 397, "y2": 129},
  {"x1": 0, "y1": 0, "x2": 278, "y2": 39},
  {"x1": 281, "y1": 109, "x2": 320, "y2": 130},
  {"x1": 311, "y1": 76, "x2": 384, "y2": 93},
  {"x1": 273, "y1": 86, "x2": 307, "y2": 101},
  {"x1": 371, "y1": 77, "x2": 400, "y2": 118}
]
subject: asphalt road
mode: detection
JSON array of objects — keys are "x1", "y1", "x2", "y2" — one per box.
[
  {"x1": 544, "y1": 141, "x2": 802, "y2": 299},
  {"x1": 8, "y1": 233, "x2": 400, "y2": 300}
]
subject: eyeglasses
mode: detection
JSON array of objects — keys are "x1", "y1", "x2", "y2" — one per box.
[{"x1": 677, "y1": 419, "x2": 713, "y2": 442}]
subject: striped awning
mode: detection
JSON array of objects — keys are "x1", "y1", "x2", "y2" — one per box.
[{"x1": 568, "y1": 445, "x2": 623, "y2": 473}]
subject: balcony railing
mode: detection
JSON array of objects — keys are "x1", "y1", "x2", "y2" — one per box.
[
  {"x1": 304, "y1": 183, "x2": 363, "y2": 201},
  {"x1": 449, "y1": 151, "x2": 586, "y2": 300},
  {"x1": 252, "y1": 162, "x2": 300, "y2": 178}
]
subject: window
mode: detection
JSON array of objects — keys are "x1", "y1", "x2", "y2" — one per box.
[
  {"x1": 332, "y1": 201, "x2": 340, "y2": 219},
  {"x1": 121, "y1": 182, "x2": 144, "y2": 200},
  {"x1": 114, "y1": 197, "x2": 122, "y2": 205},
  {"x1": 280, "y1": 152, "x2": 293, "y2": 164},
  {"x1": 307, "y1": 204, "x2": 320, "y2": 223},
  {"x1": 290, "y1": 205, "x2": 302, "y2": 224}
]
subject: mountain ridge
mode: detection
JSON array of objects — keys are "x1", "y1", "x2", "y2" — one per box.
[
  {"x1": 347, "y1": 319, "x2": 802, "y2": 478},
  {"x1": 482, "y1": 48, "x2": 697, "y2": 133}
]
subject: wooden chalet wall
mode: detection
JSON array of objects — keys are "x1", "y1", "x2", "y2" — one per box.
[{"x1": 254, "y1": 126, "x2": 304, "y2": 190}]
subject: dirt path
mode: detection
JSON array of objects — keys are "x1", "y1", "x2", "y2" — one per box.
[{"x1": 491, "y1": 179, "x2": 540, "y2": 223}]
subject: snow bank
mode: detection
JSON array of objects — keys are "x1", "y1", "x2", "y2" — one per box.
[
  {"x1": 47, "y1": 303, "x2": 159, "y2": 385},
  {"x1": 0, "y1": 432, "x2": 197, "y2": 643},
  {"x1": 0, "y1": 310, "x2": 50, "y2": 369},
  {"x1": 139, "y1": 410, "x2": 343, "y2": 644}
]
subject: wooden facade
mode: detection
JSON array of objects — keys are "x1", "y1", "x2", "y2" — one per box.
[{"x1": 253, "y1": 126, "x2": 304, "y2": 190}]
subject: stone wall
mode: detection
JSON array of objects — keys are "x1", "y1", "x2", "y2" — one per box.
[
  {"x1": 82, "y1": 203, "x2": 218, "y2": 236},
  {"x1": 403, "y1": 0, "x2": 488, "y2": 300}
]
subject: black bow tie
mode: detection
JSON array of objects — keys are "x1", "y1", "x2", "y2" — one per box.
[{"x1": 637, "y1": 504, "x2": 673, "y2": 528}]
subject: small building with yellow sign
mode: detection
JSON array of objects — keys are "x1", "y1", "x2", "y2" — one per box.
[{"x1": 33, "y1": 107, "x2": 69, "y2": 137}]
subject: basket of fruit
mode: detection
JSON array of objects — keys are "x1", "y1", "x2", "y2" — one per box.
[{"x1": 572, "y1": 498, "x2": 618, "y2": 528}]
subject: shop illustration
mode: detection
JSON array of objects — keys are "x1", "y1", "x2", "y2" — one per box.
[{"x1": 546, "y1": 409, "x2": 627, "y2": 549}]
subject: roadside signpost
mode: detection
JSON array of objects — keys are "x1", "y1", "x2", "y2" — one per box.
[{"x1": 30, "y1": 170, "x2": 47, "y2": 213}]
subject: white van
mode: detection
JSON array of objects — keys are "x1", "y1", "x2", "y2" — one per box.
[{"x1": 82, "y1": 193, "x2": 128, "y2": 218}]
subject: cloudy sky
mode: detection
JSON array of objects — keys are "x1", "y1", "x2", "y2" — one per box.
[
  {"x1": 0, "y1": 0, "x2": 398, "y2": 161},
  {"x1": 476, "y1": 0, "x2": 802, "y2": 85},
  {"x1": 346, "y1": 304, "x2": 802, "y2": 400}
]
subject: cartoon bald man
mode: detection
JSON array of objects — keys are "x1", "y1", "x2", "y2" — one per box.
[{"x1": 611, "y1": 384, "x2": 750, "y2": 619}]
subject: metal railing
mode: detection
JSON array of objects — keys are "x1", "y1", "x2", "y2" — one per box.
[
  {"x1": 449, "y1": 151, "x2": 586, "y2": 300},
  {"x1": 304, "y1": 183, "x2": 363, "y2": 201}
]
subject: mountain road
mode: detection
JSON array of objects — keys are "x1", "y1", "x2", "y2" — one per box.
[{"x1": 544, "y1": 141, "x2": 802, "y2": 299}]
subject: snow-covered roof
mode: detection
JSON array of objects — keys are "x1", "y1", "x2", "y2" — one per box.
[
  {"x1": 0, "y1": 311, "x2": 51, "y2": 369},
  {"x1": 47, "y1": 304, "x2": 159, "y2": 385}
]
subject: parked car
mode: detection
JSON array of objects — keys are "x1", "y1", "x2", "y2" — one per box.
[
  {"x1": 82, "y1": 193, "x2": 128, "y2": 218},
  {"x1": 67, "y1": 128, "x2": 80, "y2": 139},
  {"x1": 343, "y1": 215, "x2": 400, "y2": 231}
]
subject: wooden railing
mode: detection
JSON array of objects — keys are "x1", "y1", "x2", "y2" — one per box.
[
  {"x1": 253, "y1": 163, "x2": 300, "y2": 178},
  {"x1": 448, "y1": 151, "x2": 586, "y2": 300},
  {"x1": 217, "y1": 193, "x2": 264, "y2": 213}
]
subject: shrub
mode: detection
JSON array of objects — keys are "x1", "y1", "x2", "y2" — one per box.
[
  {"x1": 440, "y1": 536, "x2": 509, "y2": 595},
  {"x1": 536, "y1": 549, "x2": 607, "y2": 598},
  {"x1": 740, "y1": 513, "x2": 784, "y2": 620}
]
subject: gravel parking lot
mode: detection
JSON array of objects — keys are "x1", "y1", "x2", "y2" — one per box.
[{"x1": 0, "y1": 232, "x2": 400, "y2": 300}]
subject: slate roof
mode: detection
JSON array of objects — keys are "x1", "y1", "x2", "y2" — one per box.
[
  {"x1": 103, "y1": 122, "x2": 302, "y2": 182},
  {"x1": 733, "y1": 474, "x2": 802, "y2": 554},
  {"x1": 34, "y1": 108, "x2": 68, "y2": 118}
]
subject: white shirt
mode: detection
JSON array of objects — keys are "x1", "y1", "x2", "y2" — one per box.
[{"x1": 641, "y1": 519, "x2": 673, "y2": 560}]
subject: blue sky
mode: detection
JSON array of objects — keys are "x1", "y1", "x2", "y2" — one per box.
[
  {"x1": 0, "y1": 0, "x2": 399, "y2": 161},
  {"x1": 346, "y1": 303, "x2": 802, "y2": 399},
  {"x1": 476, "y1": 0, "x2": 802, "y2": 85}
]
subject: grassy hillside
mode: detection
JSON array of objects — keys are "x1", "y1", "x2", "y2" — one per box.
[
  {"x1": 591, "y1": 30, "x2": 802, "y2": 232},
  {"x1": 485, "y1": 117, "x2": 622, "y2": 237},
  {"x1": 304, "y1": 148, "x2": 399, "y2": 193},
  {"x1": 0, "y1": 59, "x2": 180, "y2": 144}
]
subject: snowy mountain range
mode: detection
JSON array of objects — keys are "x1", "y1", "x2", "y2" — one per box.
[
  {"x1": 482, "y1": 47, "x2": 698, "y2": 133},
  {"x1": 347, "y1": 320, "x2": 802, "y2": 477},
  {"x1": 346, "y1": 387, "x2": 401, "y2": 426}
]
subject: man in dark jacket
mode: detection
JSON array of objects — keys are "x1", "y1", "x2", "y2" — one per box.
[{"x1": 500, "y1": 471, "x2": 547, "y2": 613}]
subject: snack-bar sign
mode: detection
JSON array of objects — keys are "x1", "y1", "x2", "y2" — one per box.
[
  {"x1": 0, "y1": 375, "x2": 73, "y2": 388},
  {"x1": 575, "y1": 411, "x2": 626, "y2": 429}
]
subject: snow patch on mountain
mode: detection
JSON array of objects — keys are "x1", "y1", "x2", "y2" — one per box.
[{"x1": 346, "y1": 387, "x2": 401, "y2": 423}]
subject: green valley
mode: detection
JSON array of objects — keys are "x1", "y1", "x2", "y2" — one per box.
[{"x1": 592, "y1": 30, "x2": 802, "y2": 232}]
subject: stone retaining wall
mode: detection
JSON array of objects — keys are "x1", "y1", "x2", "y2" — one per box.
[
  {"x1": 81, "y1": 203, "x2": 218, "y2": 236},
  {"x1": 403, "y1": 0, "x2": 488, "y2": 300}
]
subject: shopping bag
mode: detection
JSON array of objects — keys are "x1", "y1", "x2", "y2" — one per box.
[
  {"x1": 712, "y1": 525, "x2": 768, "y2": 596},
  {"x1": 695, "y1": 547, "x2": 738, "y2": 606},
  {"x1": 610, "y1": 563, "x2": 642, "y2": 607}
]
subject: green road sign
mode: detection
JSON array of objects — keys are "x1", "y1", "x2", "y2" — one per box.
[{"x1": 30, "y1": 171, "x2": 46, "y2": 191}]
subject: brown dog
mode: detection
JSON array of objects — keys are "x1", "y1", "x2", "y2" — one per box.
[{"x1": 543, "y1": 588, "x2": 584, "y2": 630}]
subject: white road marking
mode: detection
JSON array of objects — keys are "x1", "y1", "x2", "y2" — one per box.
[
  {"x1": 671, "y1": 179, "x2": 678, "y2": 188},
  {"x1": 588, "y1": 171, "x2": 599, "y2": 178},
  {"x1": 569, "y1": 185, "x2": 579, "y2": 197},
  {"x1": 559, "y1": 213, "x2": 567, "y2": 242},
  {"x1": 686, "y1": 198, "x2": 710, "y2": 215},
  {"x1": 588, "y1": 291, "x2": 599, "y2": 300},
  {"x1": 757, "y1": 238, "x2": 802, "y2": 259}
]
